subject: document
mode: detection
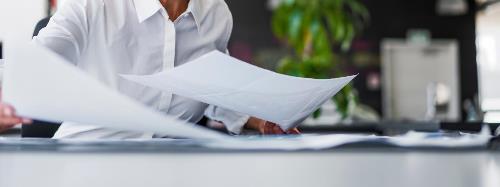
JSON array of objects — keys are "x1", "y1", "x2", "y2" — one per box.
[
  {"x1": 122, "y1": 51, "x2": 356, "y2": 130},
  {"x1": 2, "y1": 43, "x2": 226, "y2": 139},
  {"x1": 203, "y1": 127, "x2": 491, "y2": 151},
  {"x1": 386, "y1": 126, "x2": 492, "y2": 148},
  {"x1": 0, "y1": 130, "x2": 491, "y2": 151},
  {"x1": 203, "y1": 134, "x2": 378, "y2": 150}
]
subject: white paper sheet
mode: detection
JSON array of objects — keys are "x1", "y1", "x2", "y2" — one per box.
[
  {"x1": 204, "y1": 134, "x2": 378, "y2": 150},
  {"x1": 386, "y1": 126, "x2": 492, "y2": 148},
  {"x1": 204, "y1": 127, "x2": 491, "y2": 151},
  {"x1": 0, "y1": 130, "x2": 491, "y2": 151},
  {"x1": 2, "y1": 43, "x2": 226, "y2": 139},
  {"x1": 122, "y1": 51, "x2": 356, "y2": 130}
]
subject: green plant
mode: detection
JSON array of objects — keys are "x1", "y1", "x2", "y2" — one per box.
[{"x1": 271, "y1": 0, "x2": 369, "y2": 119}]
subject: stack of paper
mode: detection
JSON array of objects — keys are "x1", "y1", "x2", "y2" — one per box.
[
  {"x1": 122, "y1": 51, "x2": 356, "y2": 130},
  {"x1": 203, "y1": 127, "x2": 491, "y2": 151},
  {"x1": 0, "y1": 130, "x2": 491, "y2": 151}
]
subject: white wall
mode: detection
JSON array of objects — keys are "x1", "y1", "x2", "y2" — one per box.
[{"x1": 0, "y1": 0, "x2": 47, "y2": 57}]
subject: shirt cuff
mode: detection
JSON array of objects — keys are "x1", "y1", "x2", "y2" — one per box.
[{"x1": 204, "y1": 105, "x2": 250, "y2": 135}]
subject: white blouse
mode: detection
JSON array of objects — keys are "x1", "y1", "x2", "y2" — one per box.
[{"x1": 33, "y1": 0, "x2": 249, "y2": 139}]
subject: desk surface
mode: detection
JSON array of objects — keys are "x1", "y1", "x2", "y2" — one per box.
[{"x1": 1, "y1": 138, "x2": 500, "y2": 187}]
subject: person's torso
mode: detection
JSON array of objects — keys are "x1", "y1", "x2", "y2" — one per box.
[{"x1": 54, "y1": 0, "x2": 233, "y2": 139}]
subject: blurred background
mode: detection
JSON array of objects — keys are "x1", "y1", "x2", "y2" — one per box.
[{"x1": 1, "y1": 0, "x2": 500, "y2": 130}]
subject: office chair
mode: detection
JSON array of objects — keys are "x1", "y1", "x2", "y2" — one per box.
[{"x1": 21, "y1": 17, "x2": 61, "y2": 138}]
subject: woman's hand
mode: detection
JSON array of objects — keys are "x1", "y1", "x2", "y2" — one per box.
[
  {"x1": 245, "y1": 117, "x2": 300, "y2": 135},
  {"x1": 0, "y1": 103, "x2": 32, "y2": 133},
  {"x1": 0, "y1": 89, "x2": 33, "y2": 133}
]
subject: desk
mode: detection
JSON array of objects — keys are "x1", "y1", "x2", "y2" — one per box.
[{"x1": 1, "y1": 139, "x2": 500, "y2": 187}]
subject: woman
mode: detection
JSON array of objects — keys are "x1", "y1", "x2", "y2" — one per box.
[{"x1": 0, "y1": 0, "x2": 299, "y2": 138}]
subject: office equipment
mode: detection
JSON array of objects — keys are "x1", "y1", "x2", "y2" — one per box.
[
  {"x1": 382, "y1": 39, "x2": 460, "y2": 121},
  {"x1": 3, "y1": 42, "x2": 225, "y2": 139},
  {"x1": 122, "y1": 51, "x2": 356, "y2": 130}
]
